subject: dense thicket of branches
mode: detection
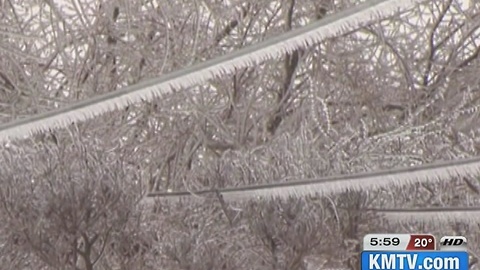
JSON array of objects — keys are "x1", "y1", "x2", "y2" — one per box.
[{"x1": 0, "y1": 0, "x2": 479, "y2": 269}]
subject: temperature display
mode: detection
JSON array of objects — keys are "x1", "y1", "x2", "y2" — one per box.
[
  {"x1": 406, "y1": 234, "x2": 436, "y2": 251},
  {"x1": 363, "y1": 234, "x2": 436, "y2": 251}
]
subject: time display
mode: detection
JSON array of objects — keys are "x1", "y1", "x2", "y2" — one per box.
[{"x1": 370, "y1": 237, "x2": 400, "y2": 246}]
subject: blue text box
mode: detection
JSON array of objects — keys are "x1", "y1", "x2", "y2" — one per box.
[{"x1": 361, "y1": 251, "x2": 468, "y2": 270}]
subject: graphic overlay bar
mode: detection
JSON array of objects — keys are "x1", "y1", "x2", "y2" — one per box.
[
  {"x1": 361, "y1": 251, "x2": 469, "y2": 270},
  {"x1": 440, "y1": 236, "x2": 468, "y2": 251},
  {"x1": 363, "y1": 234, "x2": 435, "y2": 251}
]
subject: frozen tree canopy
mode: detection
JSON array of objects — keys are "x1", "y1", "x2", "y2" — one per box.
[{"x1": 0, "y1": 0, "x2": 479, "y2": 269}]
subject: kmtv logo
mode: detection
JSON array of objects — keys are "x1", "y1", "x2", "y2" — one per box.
[{"x1": 439, "y1": 236, "x2": 467, "y2": 251}]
